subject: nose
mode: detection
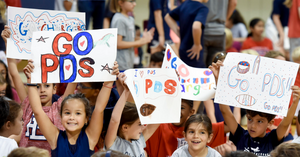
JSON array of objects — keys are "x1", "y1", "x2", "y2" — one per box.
[
  {"x1": 40, "y1": 85, "x2": 45, "y2": 93},
  {"x1": 194, "y1": 132, "x2": 199, "y2": 138}
]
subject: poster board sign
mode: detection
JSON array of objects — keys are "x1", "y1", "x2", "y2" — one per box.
[
  {"x1": 124, "y1": 69, "x2": 181, "y2": 124},
  {"x1": 162, "y1": 45, "x2": 216, "y2": 101},
  {"x1": 31, "y1": 29, "x2": 117, "y2": 83},
  {"x1": 7, "y1": 6, "x2": 85, "y2": 59},
  {"x1": 214, "y1": 53, "x2": 299, "y2": 116}
]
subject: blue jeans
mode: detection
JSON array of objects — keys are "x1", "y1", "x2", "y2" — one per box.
[{"x1": 78, "y1": 0, "x2": 105, "y2": 29}]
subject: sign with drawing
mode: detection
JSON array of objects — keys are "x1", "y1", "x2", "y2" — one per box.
[
  {"x1": 162, "y1": 45, "x2": 216, "y2": 101},
  {"x1": 31, "y1": 29, "x2": 117, "y2": 83},
  {"x1": 7, "y1": 6, "x2": 85, "y2": 59},
  {"x1": 124, "y1": 69, "x2": 181, "y2": 124},
  {"x1": 214, "y1": 53, "x2": 299, "y2": 116}
]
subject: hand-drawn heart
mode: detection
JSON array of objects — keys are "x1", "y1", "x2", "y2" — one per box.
[
  {"x1": 65, "y1": 65, "x2": 71, "y2": 71},
  {"x1": 204, "y1": 70, "x2": 213, "y2": 76},
  {"x1": 80, "y1": 40, "x2": 85, "y2": 47},
  {"x1": 167, "y1": 49, "x2": 171, "y2": 61},
  {"x1": 139, "y1": 71, "x2": 144, "y2": 78}
]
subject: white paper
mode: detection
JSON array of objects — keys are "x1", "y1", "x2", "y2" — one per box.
[
  {"x1": 214, "y1": 53, "x2": 299, "y2": 116},
  {"x1": 124, "y1": 68, "x2": 181, "y2": 124},
  {"x1": 31, "y1": 29, "x2": 117, "y2": 83}
]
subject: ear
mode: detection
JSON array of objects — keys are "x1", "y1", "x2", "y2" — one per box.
[
  {"x1": 4, "y1": 121, "x2": 11, "y2": 130},
  {"x1": 207, "y1": 133, "x2": 213, "y2": 143},
  {"x1": 93, "y1": 89, "x2": 100, "y2": 97},
  {"x1": 85, "y1": 116, "x2": 88, "y2": 124},
  {"x1": 52, "y1": 84, "x2": 57, "y2": 94},
  {"x1": 183, "y1": 131, "x2": 186, "y2": 138},
  {"x1": 190, "y1": 109, "x2": 195, "y2": 115},
  {"x1": 122, "y1": 124, "x2": 129, "y2": 132},
  {"x1": 268, "y1": 119, "x2": 274, "y2": 127},
  {"x1": 118, "y1": 0, "x2": 123, "y2": 6}
]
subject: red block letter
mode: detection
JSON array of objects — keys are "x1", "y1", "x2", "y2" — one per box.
[
  {"x1": 145, "y1": 79, "x2": 153, "y2": 94},
  {"x1": 41, "y1": 54, "x2": 59, "y2": 83},
  {"x1": 164, "y1": 79, "x2": 177, "y2": 94},
  {"x1": 52, "y1": 33, "x2": 72, "y2": 56}
]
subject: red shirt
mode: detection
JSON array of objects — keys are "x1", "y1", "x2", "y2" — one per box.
[
  {"x1": 4, "y1": 0, "x2": 21, "y2": 7},
  {"x1": 241, "y1": 37, "x2": 273, "y2": 56},
  {"x1": 226, "y1": 47, "x2": 238, "y2": 53},
  {"x1": 145, "y1": 122, "x2": 226, "y2": 157},
  {"x1": 288, "y1": 0, "x2": 300, "y2": 38}
]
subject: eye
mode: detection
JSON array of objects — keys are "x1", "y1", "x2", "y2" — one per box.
[
  {"x1": 189, "y1": 131, "x2": 194, "y2": 134},
  {"x1": 37, "y1": 85, "x2": 40, "y2": 89},
  {"x1": 46, "y1": 84, "x2": 50, "y2": 88},
  {"x1": 65, "y1": 112, "x2": 70, "y2": 115},
  {"x1": 258, "y1": 120, "x2": 263, "y2": 123},
  {"x1": 76, "y1": 112, "x2": 81, "y2": 115},
  {"x1": 201, "y1": 131, "x2": 206, "y2": 134}
]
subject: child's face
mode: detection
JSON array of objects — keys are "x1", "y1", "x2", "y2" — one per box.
[
  {"x1": 149, "y1": 61, "x2": 162, "y2": 68},
  {"x1": 120, "y1": 0, "x2": 136, "y2": 13},
  {"x1": 11, "y1": 109, "x2": 23, "y2": 135},
  {"x1": 37, "y1": 83, "x2": 56, "y2": 106},
  {"x1": 184, "y1": 123, "x2": 212, "y2": 152},
  {"x1": 126, "y1": 119, "x2": 143, "y2": 140},
  {"x1": 173, "y1": 101, "x2": 194, "y2": 127},
  {"x1": 0, "y1": 63, "x2": 7, "y2": 80},
  {"x1": 0, "y1": 83, "x2": 7, "y2": 97},
  {"x1": 246, "y1": 114, "x2": 270, "y2": 138},
  {"x1": 251, "y1": 21, "x2": 264, "y2": 36},
  {"x1": 61, "y1": 99, "x2": 88, "y2": 132}
]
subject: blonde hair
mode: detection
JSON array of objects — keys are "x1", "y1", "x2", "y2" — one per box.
[
  {"x1": 284, "y1": 0, "x2": 293, "y2": 8},
  {"x1": 225, "y1": 28, "x2": 233, "y2": 50},
  {"x1": 270, "y1": 142, "x2": 300, "y2": 157},
  {"x1": 292, "y1": 46, "x2": 300, "y2": 61},
  {"x1": 0, "y1": 1, "x2": 6, "y2": 23},
  {"x1": 8, "y1": 147, "x2": 50, "y2": 157},
  {"x1": 241, "y1": 49, "x2": 259, "y2": 56},
  {"x1": 110, "y1": 0, "x2": 126, "y2": 13},
  {"x1": 265, "y1": 50, "x2": 285, "y2": 59}
]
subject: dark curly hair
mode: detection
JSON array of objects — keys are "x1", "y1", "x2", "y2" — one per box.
[
  {"x1": 60, "y1": 93, "x2": 92, "y2": 120},
  {"x1": 246, "y1": 110, "x2": 276, "y2": 122}
]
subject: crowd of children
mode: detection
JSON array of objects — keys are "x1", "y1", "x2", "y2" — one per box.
[{"x1": 2, "y1": 0, "x2": 300, "y2": 157}]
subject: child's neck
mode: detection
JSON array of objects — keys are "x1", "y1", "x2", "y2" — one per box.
[
  {"x1": 120, "y1": 10, "x2": 129, "y2": 18},
  {"x1": 251, "y1": 34, "x2": 263, "y2": 42},
  {"x1": 42, "y1": 100, "x2": 52, "y2": 107},
  {"x1": 0, "y1": 130, "x2": 11, "y2": 138},
  {"x1": 66, "y1": 130, "x2": 81, "y2": 145},
  {"x1": 120, "y1": 133, "x2": 133, "y2": 143},
  {"x1": 188, "y1": 145, "x2": 208, "y2": 157}
]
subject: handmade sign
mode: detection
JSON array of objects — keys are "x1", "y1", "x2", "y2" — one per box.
[
  {"x1": 7, "y1": 6, "x2": 85, "y2": 59},
  {"x1": 214, "y1": 53, "x2": 299, "y2": 116},
  {"x1": 124, "y1": 69, "x2": 181, "y2": 124},
  {"x1": 162, "y1": 45, "x2": 216, "y2": 101},
  {"x1": 31, "y1": 29, "x2": 117, "y2": 83}
]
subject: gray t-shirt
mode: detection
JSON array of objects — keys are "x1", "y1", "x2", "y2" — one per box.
[
  {"x1": 110, "y1": 13, "x2": 135, "y2": 71},
  {"x1": 109, "y1": 134, "x2": 146, "y2": 157},
  {"x1": 231, "y1": 23, "x2": 248, "y2": 38},
  {"x1": 203, "y1": 0, "x2": 228, "y2": 35},
  {"x1": 171, "y1": 144, "x2": 222, "y2": 157}
]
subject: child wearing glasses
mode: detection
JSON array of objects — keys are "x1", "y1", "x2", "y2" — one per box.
[{"x1": 110, "y1": 0, "x2": 154, "y2": 95}]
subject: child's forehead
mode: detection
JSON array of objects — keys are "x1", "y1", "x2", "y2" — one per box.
[
  {"x1": 188, "y1": 123, "x2": 206, "y2": 130},
  {"x1": 247, "y1": 114, "x2": 268, "y2": 120}
]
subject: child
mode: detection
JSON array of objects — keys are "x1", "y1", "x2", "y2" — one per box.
[
  {"x1": 171, "y1": 114, "x2": 222, "y2": 157},
  {"x1": 105, "y1": 73, "x2": 160, "y2": 156},
  {"x1": 110, "y1": 0, "x2": 154, "y2": 95},
  {"x1": 226, "y1": 10, "x2": 248, "y2": 43},
  {"x1": 24, "y1": 60, "x2": 119, "y2": 156},
  {"x1": 225, "y1": 28, "x2": 238, "y2": 53},
  {"x1": 148, "y1": 51, "x2": 164, "y2": 68},
  {"x1": 241, "y1": 18, "x2": 273, "y2": 56},
  {"x1": 165, "y1": 0, "x2": 208, "y2": 68},
  {"x1": 2, "y1": 27, "x2": 76, "y2": 153},
  {"x1": 145, "y1": 99, "x2": 228, "y2": 157},
  {"x1": 0, "y1": 98, "x2": 23, "y2": 156},
  {"x1": 210, "y1": 60, "x2": 300, "y2": 156},
  {"x1": 270, "y1": 142, "x2": 300, "y2": 157},
  {"x1": 8, "y1": 147, "x2": 50, "y2": 157}
]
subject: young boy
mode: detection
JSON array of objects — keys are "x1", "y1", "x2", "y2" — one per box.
[
  {"x1": 165, "y1": 0, "x2": 208, "y2": 68},
  {"x1": 210, "y1": 61, "x2": 300, "y2": 156},
  {"x1": 148, "y1": 51, "x2": 164, "y2": 68},
  {"x1": 145, "y1": 99, "x2": 228, "y2": 157}
]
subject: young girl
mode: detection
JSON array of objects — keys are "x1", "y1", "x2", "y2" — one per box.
[
  {"x1": 241, "y1": 18, "x2": 273, "y2": 56},
  {"x1": 110, "y1": 0, "x2": 154, "y2": 95},
  {"x1": 0, "y1": 98, "x2": 23, "y2": 156},
  {"x1": 105, "y1": 73, "x2": 160, "y2": 156},
  {"x1": 2, "y1": 26, "x2": 77, "y2": 153},
  {"x1": 171, "y1": 114, "x2": 222, "y2": 157},
  {"x1": 24, "y1": 60, "x2": 119, "y2": 156}
]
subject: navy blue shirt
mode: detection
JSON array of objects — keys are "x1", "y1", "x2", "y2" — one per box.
[
  {"x1": 230, "y1": 124, "x2": 283, "y2": 156},
  {"x1": 271, "y1": 0, "x2": 290, "y2": 27},
  {"x1": 147, "y1": 0, "x2": 171, "y2": 41},
  {"x1": 169, "y1": 0, "x2": 208, "y2": 68}
]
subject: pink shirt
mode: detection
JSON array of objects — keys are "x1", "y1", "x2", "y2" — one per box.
[{"x1": 19, "y1": 96, "x2": 65, "y2": 154}]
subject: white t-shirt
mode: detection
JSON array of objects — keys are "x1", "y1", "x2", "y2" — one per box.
[
  {"x1": 0, "y1": 136, "x2": 18, "y2": 157},
  {"x1": 171, "y1": 144, "x2": 221, "y2": 157}
]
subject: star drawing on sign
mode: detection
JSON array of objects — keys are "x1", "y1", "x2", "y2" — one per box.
[
  {"x1": 36, "y1": 36, "x2": 49, "y2": 43},
  {"x1": 101, "y1": 63, "x2": 113, "y2": 73}
]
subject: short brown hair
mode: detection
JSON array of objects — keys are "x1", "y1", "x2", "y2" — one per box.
[
  {"x1": 6, "y1": 100, "x2": 22, "y2": 125},
  {"x1": 270, "y1": 142, "x2": 300, "y2": 157},
  {"x1": 246, "y1": 110, "x2": 276, "y2": 122},
  {"x1": 265, "y1": 50, "x2": 285, "y2": 59},
  {"x1": 110, "y1": 0, "x2": 126, "y2": 13},
  {"x1": 92, "y1": 150, "x2": 130, "y2": 157},
  {"x1": 118, "y1": 102, "x2": 139, "y2": 134},
  {"x1": 8, "y1": 147, "x2": 50, "y2": 157},
  {"x1": 184, "y1": 114, "x2": 212, "y2": 135}
]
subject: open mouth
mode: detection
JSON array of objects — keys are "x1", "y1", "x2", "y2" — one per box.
[
  {"x1": 67, "y1": 123, "x2": 78, "y2": 126},
  {"x1": 192, "y1": 141, "x2": 201, "y2": 144}
]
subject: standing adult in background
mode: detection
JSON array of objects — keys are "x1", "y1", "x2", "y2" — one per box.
[
  {"x1": 265, "y1": 0, "x2": 290, "y2": 60},
  {"x1": 286, "y1": 0, "x2": 300, "y2": 61},
  {"x1": 202, "y1": 0, "x2": 237, "y2": 67},
  {"x1": 55, "y1": 0, "x2": 77, "y2": 12},
  {"x1": 78, "y1": 0, "x2": 105, "y2": 29}
]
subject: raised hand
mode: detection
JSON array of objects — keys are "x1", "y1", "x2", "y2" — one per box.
[
  {"x1": 111, "y1": 61, "x2": 119, "y2": 76},
  {"x1": 23, "y1": 60, "x2": 34, "y2": 82},
  {"x1": 1, "y1": 25, "x2": 11, "y2": 44},
  {"x1": 208, "y1": 60, "x2": 223, "y2": 83}
]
